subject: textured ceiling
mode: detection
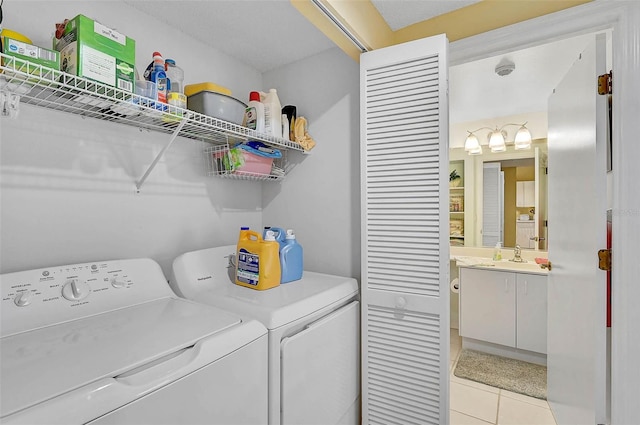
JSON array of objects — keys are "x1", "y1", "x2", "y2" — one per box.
[{"x1": 370, "y1": 0, "x2": 481, "y2": 31}]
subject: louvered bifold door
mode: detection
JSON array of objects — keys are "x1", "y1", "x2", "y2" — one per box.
[
  {"x1": 360, "y1": 35, "x2": 450, "y2": 425},
  {"x1": 482, "y1": 162, "x2": 502, "y2": 247}
]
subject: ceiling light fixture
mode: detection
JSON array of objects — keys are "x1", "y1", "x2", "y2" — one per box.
[
  {"x1": 311, "y1": 0, "x2": 369, "y2": 53},
  {"x1": 464, "y1": 123, "x2": 532, "y2": 155}
]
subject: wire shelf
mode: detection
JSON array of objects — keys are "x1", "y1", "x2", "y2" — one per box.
[{"x1": 0, "y1": 53, "x2": 305, "y2": 152}]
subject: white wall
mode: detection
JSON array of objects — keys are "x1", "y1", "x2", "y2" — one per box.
[
  {"x1": 4, "y1": 1, "x2": 261, "y2": 97},
  {"x1": 1, "y1": 1, "x2": 265, "y2": 276},
  {"x1": 262, "y1": 48, "x2": 361, "y2": 280}
]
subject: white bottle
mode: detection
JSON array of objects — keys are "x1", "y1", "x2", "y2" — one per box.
[
  {"x1": 244, "y1": 91, "x2": 265, "y2": 133},
  {"x1": 260, "y1": 89, "x2": 282, "y2": 138}
]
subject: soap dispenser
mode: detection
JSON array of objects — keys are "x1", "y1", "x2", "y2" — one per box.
[{"x1": 493, "y1": 242, "x2": 502, "y2": 261}]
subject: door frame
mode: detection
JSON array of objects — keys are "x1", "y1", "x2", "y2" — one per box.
[{"x1": 448, "y1": 2, "x2": 640, "y2": 423}]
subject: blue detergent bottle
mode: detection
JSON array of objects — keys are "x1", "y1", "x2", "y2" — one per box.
[
  {"x1": 263, "y1": 227, "x2": 286, "y2": 250},
  {"x1": 280, "y1": 229, "x2": 303, "y2": 283}
]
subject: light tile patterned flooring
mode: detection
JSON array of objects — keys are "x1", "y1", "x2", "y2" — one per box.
[{"x1": 449, "y1": 329, "x2": 557, "y2": 425}]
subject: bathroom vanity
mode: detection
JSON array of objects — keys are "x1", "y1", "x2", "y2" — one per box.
[{"x1": 457, "y1": 260, "x2": 548, "y2": 365}]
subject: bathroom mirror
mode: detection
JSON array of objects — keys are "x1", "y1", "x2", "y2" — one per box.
[{"x1": 449, "y1": 139, "x2": 548, "y2": 250}]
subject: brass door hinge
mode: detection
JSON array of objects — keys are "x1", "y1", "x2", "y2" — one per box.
[
  {"x1": 598, "y1": 71, "x2": 612, "y2": 95},
  {"x1": 598, "y1": 249, "x2": 611, "y2": 271}
]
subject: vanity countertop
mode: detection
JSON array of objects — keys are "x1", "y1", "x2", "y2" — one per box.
[{"x1": 454, "y1": 256, "x2": 549, "y2": 275}]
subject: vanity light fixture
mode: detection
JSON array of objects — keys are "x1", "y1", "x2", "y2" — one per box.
[{"x1": 464, "y1": 123, "x2": 532, "y2": 155}]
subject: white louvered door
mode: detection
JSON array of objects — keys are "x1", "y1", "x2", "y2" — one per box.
[
  {"x1": 482, "y1": 162, "x2": 503, "y2": 247},
  {"x1": 360, "y1": 35, "x2": 449, "y2": 425}
]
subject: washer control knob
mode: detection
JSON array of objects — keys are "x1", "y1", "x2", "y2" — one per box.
[
  {"x1": 62, "y1": 279, "x2": 90, "y2": 301},
  {"x1": 111, "y1": 278, "x2": 127, "y2": 289},
  {"x1": 14, "y1": 291, "x2": 33, "y2": 307}
]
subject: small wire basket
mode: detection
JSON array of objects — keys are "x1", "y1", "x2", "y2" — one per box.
[{"x1": 205, "y1": 144, "x2": 287, "y2": 181}]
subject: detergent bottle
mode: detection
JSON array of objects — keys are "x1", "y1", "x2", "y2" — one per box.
[
  {"x1": 280, "y1": 229, "x2": 303, "y2": 283},
  {"x1": 244, "y1": 91, "x2": 266, "y2": 133},
  {"x1": 260, "y1": 89, "x2": 282, "y2": 138},
  {"x1": 149, "y1": 52, "x2": 168, "y2": 104},
  {"x1": 236, "y1": 227, "x2": 281, "y2": 290},
  {"x1": 263, "y1": 226, "x2": 286, "y2": 250}
]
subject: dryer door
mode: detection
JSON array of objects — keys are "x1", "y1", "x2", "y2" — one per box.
[{"x1": 280, "y1": 301, "x2": 360, "y2": 425}]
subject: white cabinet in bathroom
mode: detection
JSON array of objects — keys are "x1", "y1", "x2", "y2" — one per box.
[
  {"x1": 459, "y1": 267, "x2": 547, "y2": 355},
  {"x1": 516, "y1": 181, "x2": 535, "y2": 207},
  {"x1": 516, "y1": 273, "x2": 547, "y2": 353},
  {"x1": 459, "y1": 268, "x2": 516, "y2": 347}
]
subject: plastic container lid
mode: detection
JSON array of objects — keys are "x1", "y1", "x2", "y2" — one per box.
[
  {"x1": 249, "y1": 91, "x2": 260, "y2": 102},
  {"x1": 264, "y1": 230, "x2": 276, "y2": 241},
  {"x1": 184, "y1": 82, "x2": 232, "y2": 97},
  {"x1": 1, "y1": 29, "x2": 32, "y2": 44},
  {"x1": 165, "y1": 58, "x2": 176, "y2": 66},
  {"x1": 286, "y1": 229, "x2": 296, "y2": 240}
]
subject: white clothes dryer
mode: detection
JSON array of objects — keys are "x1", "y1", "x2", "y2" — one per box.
[
  {"x1": 1, "y1": 258, "x2": 268, "y2": 425},
  {"x1": 171, "y1": 245, "x2": 360, "y2": 425}
]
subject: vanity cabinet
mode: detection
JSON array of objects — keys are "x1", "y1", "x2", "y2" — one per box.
[
  {"x1": 459, "y1": 268, "x2": 516, "y2": 347},
  {"x1": 459, "y1": 267, "x2": 547, "y2": 354},
  {"x1": 516, "y1": 273, "x2": 547, "y2": 353},
  {"x1": 516, "y1": 181, "x2": 535, "y2": 207}
]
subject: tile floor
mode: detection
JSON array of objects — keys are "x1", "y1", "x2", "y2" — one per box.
[{"x1": 449, "y1": 328, "x2": 557, "y2": 425}]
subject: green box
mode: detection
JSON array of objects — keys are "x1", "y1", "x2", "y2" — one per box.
[
  {"x1": 2, "y1": 36, "x2": 60, "y2": 73},
  {"x1": 54, "y1": 14, "x2": 135, "y2": 92}
]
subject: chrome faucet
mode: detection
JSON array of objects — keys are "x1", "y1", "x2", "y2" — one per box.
[{"x1": 511, "y1": 244, "x2": 525, "y2": 263}]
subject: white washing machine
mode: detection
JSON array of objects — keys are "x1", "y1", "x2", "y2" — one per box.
[
  {"x1": 171, "y1": 245, "x2": 360, "y2": 425},
  {"x1": 0, "y1": 257, "x2": 268, "y2": 424}
]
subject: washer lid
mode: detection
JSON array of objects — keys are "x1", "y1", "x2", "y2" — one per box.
[
  {"x1": 193, "y1": 271, "x2": 358, "y2": 330},
  {"x1": 171, "y1": 245, "x2": 359, "y2": 330},
  {"x1": 0, "y1": 297, "x2": 241, "y2": 418}
]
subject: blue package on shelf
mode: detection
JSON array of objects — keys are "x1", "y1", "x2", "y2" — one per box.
[{"x1": 239, "y1": 141, "x2": 282, "y2": 158}]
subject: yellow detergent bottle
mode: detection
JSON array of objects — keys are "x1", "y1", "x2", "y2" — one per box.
[{"x1": 235, "y1": 227, "x2": 281, "y2": 290}]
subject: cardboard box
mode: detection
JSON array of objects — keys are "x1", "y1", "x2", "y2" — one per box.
[
  {"x1": 2, "y1": 36, "x2": 60, "y2": 75},
  {"x1": 54, "y1": 15, "x2": 135, "y2": 92}
]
